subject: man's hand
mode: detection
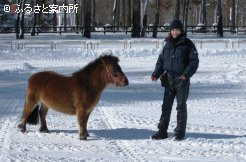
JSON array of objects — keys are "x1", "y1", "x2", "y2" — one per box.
[
  {"x1": 151, "y1": 76, "x2": 157, "y2": 81},
  {"x1": 180, "y1": 75, "x2": 187, "y2": 80}
]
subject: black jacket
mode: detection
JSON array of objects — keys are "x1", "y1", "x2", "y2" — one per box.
[{"x1": 152, "y1": 36, "x2": 199, "y2": 78}]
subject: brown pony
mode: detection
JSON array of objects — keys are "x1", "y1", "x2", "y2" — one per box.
[{"x1": 18, "y1": 54, "x2": 129, "y2": 140}]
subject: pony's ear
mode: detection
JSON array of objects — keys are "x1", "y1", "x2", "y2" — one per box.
[
  {"x1": 100, "y1": 54, "x2": 119, "y2": 63},
  {"x1": 113, "y1": 55, "x2": 119, "y2": 62}
]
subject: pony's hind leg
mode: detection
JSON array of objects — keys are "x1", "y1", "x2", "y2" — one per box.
[
  {"x1": 18, "y1": 93, "x2": 39, "y2": 132},
  {"x1": 39, "y1": 103, "x2": 49, "y2": 133}
]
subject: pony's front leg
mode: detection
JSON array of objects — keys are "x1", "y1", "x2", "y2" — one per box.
[
  {"x1": 77, "y1": 108, "x2": 87, "y2": 140},
  {"x1": 85, "y1": 112, "x2": 91, "y2": 137}
]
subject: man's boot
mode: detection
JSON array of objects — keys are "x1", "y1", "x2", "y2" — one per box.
[
  {"x1": 151, "y1": 130, "x2": 168, "y2": 140},
  {"x1": 173, "y1": 132, "x2": 185, "y2": 141}
]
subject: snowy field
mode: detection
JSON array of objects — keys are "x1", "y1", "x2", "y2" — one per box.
[{"x1": 0, "y1": 33, "x2": 246, "y2": 162}]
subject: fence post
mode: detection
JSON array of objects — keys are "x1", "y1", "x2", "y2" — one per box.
[
  {"x1": 195, "y1": 41, "x2": 203, "y2": 49},
  {"x1": 231, "y1": 41, "x2": 234, "y2": 49},
  {"x1": 124, "y1": 41, "x2": 128, "y2": 49},
  {"x1": 155, "y1": 40, "x2": 159, "y2": 49}
]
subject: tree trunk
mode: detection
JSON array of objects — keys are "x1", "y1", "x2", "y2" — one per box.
[
  {"x1": 37, "y1": 0, "x2": 41, "y2": 27},
  {"x1": 31, "y1": 0, "x2": 37, "y2": 36},
  {"x1": 131, "y1": 0, "x2": 141, "y2": 37},
  {"x1": 75, "y1": 0, "x2": 79, "y2": 33},
  {"x1": 19, "y1": 0, "x2": 26, "y2": 39},
  {"x1": 152, "y1": 0, "x2": 160, "y2": 38},
  {"x1": 64, "y1": 0, "x2": 67, "y2": 32},
  {"x1": 92, "y1": 0, "x2": 96, "y2": 26},
  {"x1": 113, "y1": 0, "x2": 117, "y2": 26},
  {"x1": 52, "y1": 0, "x2": 57, "y2": 32},
  {"x1": 183, "y1": 0, "x2": 189, "y2": 35},
  {"x1": 113, "y1": 0, "x2": 120, "y2": 30},
  {"x1": 15, "y1": 0, "x2": 21, "y2": 39},
  {"x1": 117, "y1": 0, "x2": 120, "y2": 30},
  {"x1": 141, "y1": 0, "x2": 149, "y2": 37},
  {"x1": 82, "y1": 0, "x2": 86, "y2": 27},
  {"x1": 174, "y1": 0, "x2": 180, "y2": 20},
  {"x1": 83, "y1": 0, "x2": 91, "y2": 38},
  {"x1": 202, "y1": 0, "x2": 206, "y2": 26},
  {"x1": 231, "y1": 0, "x2": 236, "y2": 32},
  {"x1": 127, "y1": 0, "x2": 132, "y2": 26},
  {"x1": 217, "y1": 0, "x2": 223, "y2": 37},
  {"x1": 198, "y1": 0, "x2": 206, "y2": 30},
  {"x1": 122, "y1": 0, "x2": 126, "y2": 26},
  {"x1": 199, "y1": 0, "x2": 206, "y2": 24}
]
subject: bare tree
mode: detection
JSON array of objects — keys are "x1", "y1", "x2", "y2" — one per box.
[
  {"x1": 131, "y1": 0, "x2": 141, "y2": 37},
  {"x1": 82, "y1": 0, "x2": 86, "y2": 27},
  {"x1": 208, "y1": 0, "x2": 217, "y2": 25},
  {"x1": 231, "y1": 0, "x2": 236, "y2": 32},
  {"x1": 31, "y1": 0, "x2": 37, "y2": 36},
  {"x1": 152, "y1": 0, "x2": 160, "y2": 38},
  {"x1": 92, "y1": 0, "x2": 96, "y2": 26},
  {"x1": 161, "y1": 0, "x2": 172, "y2": 24},
  {"x1": 127, "y1": 0, "x2": 132, "y2": 26},
  {"x1": 117, "y1": 0, "x2": 121, "y2": 29},
  {"x1": 83, "y1": 0, "x2": 92, "y2": 38},
  {"x1": 52, "y1": 0, "x2": 57, "y2": 32},
  {"x1": 197, "y1": 0, "x2": 207, "y2": 31},
  {"x1": 113, "y1": 0, "x2": 117, "y2": 26},
  {"x1": 15, "y1": 0, "x2": 21, "y2": 39},
  {"x1": 174, "y1": 0, "x2": 181, "y2": 20},
  {"x1": 141, "y1": 0, "x2": 149, "y2": 37},
  {"x1": 217, "y1": 0, "x2": 223, "y2": 37},
  {"x1": 122, "y1": 0, "x2": 126, "y2": 26},
  {"x1": 19, "y1": 0, "x2": 26, "y2": 39},
  {"x1": 183, "y1": 0, "x2": 190, "y2": 35},
  {"x1": 113, "y1": 0, "x2": 120, "y2": 30},
  {"x1": 74, "y1": 0, "x2": 79, "y2": 33},
  {"x1": 64, "y1": 0, "x2": 67, "y2": 32},
  {"x1": 199, "y1": 0, "x2": 206, "y2": 25},
  {"x1": 77, "y1": 0, "x2": 84, "y2": 27}
]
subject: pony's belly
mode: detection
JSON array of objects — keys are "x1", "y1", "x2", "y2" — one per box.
[
  {"x1": 43, "y1": 101, "x2": 76, "y2": 115},
  {"x1": 51, "y1": 106, "x2": 76, "y2": 115}
]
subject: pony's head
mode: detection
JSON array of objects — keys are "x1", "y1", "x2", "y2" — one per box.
[{"x1": 100, "y1": 54, "x2": 129, "y2": 87}]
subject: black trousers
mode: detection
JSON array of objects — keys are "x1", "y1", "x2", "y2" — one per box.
[{"x1": 158, "y1": 75, "x2": 190, "y2": 135}]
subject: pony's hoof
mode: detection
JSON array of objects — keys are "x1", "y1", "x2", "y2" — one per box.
[
  {"x1": 85, "y1": 132, "x2": 90, "y2": 137},
  {"x1": 39, "y1": 127, "x2": 49, "y2": 133},
  {"x1": 17, "y1": 124, "x2": 26, "y2": 133},
  {"x1": 79, "y1": 136, "x2": 87, "y2": 140}
]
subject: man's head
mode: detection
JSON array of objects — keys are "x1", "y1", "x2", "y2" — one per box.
[
  {"x1": 170, "y1": 19, "x2": 184, "y2": 31},
  {"x1": 169, "y1": 19, "x2": 184, "y2": 38}
]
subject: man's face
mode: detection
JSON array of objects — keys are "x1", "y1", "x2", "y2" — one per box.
[{"x1": 171, "y1": 28, "x2": 181, "y2": 38}]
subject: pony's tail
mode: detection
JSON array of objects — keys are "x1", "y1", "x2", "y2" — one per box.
[{"x1": 27, "y1": 105, "x2": 39, "y2": 125}]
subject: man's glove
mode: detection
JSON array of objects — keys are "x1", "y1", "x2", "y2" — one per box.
[{"x1": 151, "y1": 76, "x2": 157, "y2": 81}]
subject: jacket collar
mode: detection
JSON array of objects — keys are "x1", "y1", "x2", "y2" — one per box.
[{"x1": 165, "y1": 35, "x2": 186, "y2": 47}]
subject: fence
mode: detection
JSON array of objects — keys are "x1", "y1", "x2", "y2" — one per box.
[
  {"x1": 11, "y1": 39, "x2": 246, "y2": 50},
  {"x1": 1, "y1": 25, "x2": 246, "y2": 35}
]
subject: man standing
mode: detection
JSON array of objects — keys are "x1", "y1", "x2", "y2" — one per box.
[{"x1": 151, "y1": 19, "x2": 199, "y2": 141}]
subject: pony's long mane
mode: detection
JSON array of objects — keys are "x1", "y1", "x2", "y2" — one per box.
[{"x1": 72, "y1": 54, "x2": 119, "y2": 77}]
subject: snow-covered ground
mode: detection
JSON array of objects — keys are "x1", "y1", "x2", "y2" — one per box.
[{"x1": 0, "y1": 33, "x2": 246, "y2": 162}]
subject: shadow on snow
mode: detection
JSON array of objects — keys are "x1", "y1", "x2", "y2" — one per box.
[{"x1": 50, "y1": 128, "x2": 243, "y2": 140}]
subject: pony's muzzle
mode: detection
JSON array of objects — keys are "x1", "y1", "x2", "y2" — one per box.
[
  {"x1": 124, "y1": 77, "x2": 129, "y2": 86},
  {"x1": 116, "y1": 75, "x2": 129, "y2": 87}
]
